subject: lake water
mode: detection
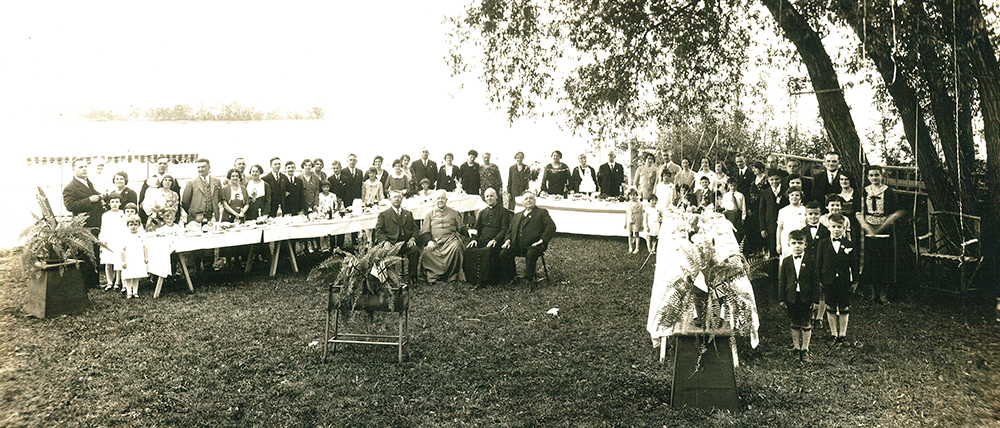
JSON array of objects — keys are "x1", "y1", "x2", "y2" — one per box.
[{"x1": 7, "y1": 119, "x2": 592, "y2": 249}]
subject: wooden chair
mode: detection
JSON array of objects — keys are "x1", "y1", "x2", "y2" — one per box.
[
  {"x1": 323, "y1": 284, "x2": 410, "y2": 364},
  {"x1": 916, "y1": 211, "x2": 983, "y2": 294},
  {"x1": 515, "y1": 252, "x2": 549, "y2": 291}
]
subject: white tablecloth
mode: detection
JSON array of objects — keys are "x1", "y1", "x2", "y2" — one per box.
[
  {"x1": 145, "y1": 193, "x2": 487, "y2": 276},
  {"x1": 645, "y1": 215, "x2": 759, "y2": 350},
  {"x1": 519, "y1": 196, "x2": 628, "y2": 237}
]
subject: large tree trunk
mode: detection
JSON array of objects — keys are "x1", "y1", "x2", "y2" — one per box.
[
  {"x1": 961, "y1": 0, "x2": 1000, "y2": 283},
  {"x1": 829, "y1": 0, "x2": 966, "y2": 216},
  {"x1": 760, "y1": 0, "x2": 864, "y2": 184}
]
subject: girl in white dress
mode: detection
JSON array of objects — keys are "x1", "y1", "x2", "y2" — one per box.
[
  {"x1": 643, "y1": 194, "x2": 661, "y2": 253},
  {"x1": 120, "y1": 215, "x2": 148, "y2": 299},
  {"x1": 776, "y1": 186, "x2": 806, "y2": 258},
  {"x1": 99, "y1": 193, "x2": 125, "y2": 290}
]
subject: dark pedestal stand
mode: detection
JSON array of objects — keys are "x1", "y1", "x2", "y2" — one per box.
[
  {"x1": 24, "y1": 259, "x2": 90, "y2": 318},
  {"x1": 670, "y1": 328, "x2": 739, "y2": 412}
]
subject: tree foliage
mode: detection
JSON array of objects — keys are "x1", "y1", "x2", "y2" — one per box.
[{"x1": 448, "y1": 0, "x2": 754, "y2": 142}]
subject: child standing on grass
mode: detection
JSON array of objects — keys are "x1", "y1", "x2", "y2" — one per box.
[
  {"x1": 120, "y1": 215, "x2": 148, "y2": 299},
  {"x1": 816, "y1": 213, "x2": 859, "y2": 345},
  {"x1": 778, "y1": 229, "x2": 819, "y2": 362},
  {"x1": 644, "y1": 194, "x2": 660, "y2": 254},
  {"x1": 99, "y1": 192, "x2": 124, "y2": 290},
  {"x1": 624, "y1": 187, "x2": 643, "y2": 254},
  {"x1": 801, "y1": 201, "x2": 829, "y2": 330}
]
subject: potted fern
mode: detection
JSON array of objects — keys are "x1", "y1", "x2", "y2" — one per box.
[
  {"x1": 308, "y1": 239, "x2": 409, "y2": 313},
  {"x1": 19, "y1": 187, "x2": 103, "y2": 318}
]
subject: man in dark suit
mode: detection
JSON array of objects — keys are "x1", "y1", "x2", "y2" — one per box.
[
  {"x1": 500, "y1": 191, "x2": 557, "y2": 283},
  {"x1": 597, "y1": 151, "x2": 625, "y2": 198},
  {"x1": 374, "y1": 190, "x2": 419, "y2": 279},
  {"x1": 411, "y1": 147, "x2": 438, "y2": 190},
  {"x1": 341, "y1": 153, "x2": 365, "y2": 207},
  {"x1": 262, "y1": 157, "x2": 287, "y2": 217},
  {"x1": 733, "y1": 155, "x2": 755, "y2": 197},
  {"x1": 812, "y1": 152, "x2": 842, "y2": 206},
  {"x1": 783, "y1": 159, "x2": 813, "y2": 203},
  {"x1": 283, "y1": 161, "x2": 303, "y2": 216},
  {"x1": 63, "y1": 158, "x2": 104, "y2": 287},
  {"x1": 758, "y1": 170, "x2": 788, "y2": 258},
  {"x1": 327, "y1": 160, "x2": 346, "y2": 202},
  {"x1": 467, "y1": 188, "x2": 512, "y2": 282},
  {"x1": 778, "y1": 229, "x2": 820, "y2": 362}
]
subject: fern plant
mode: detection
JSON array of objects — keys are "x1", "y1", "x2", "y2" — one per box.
[
  {"x1": 308, "y1": 240, "x2": 406, "y2": 312},
  {"x1": 18, "y1": 187, "x2": 104, "y2": 274}
]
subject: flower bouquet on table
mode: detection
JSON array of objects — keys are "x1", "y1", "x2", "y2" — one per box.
[{"x1": 527, "y1": 161, "x2": 542, "y2": 182}]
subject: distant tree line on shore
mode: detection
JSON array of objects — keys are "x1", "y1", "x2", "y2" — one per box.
[{"x1": 82, "y1": 102, "x2": 324, "y2": 121}]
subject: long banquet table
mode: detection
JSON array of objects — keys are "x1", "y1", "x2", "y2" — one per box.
[
  {"x1": 144, "y1": 193, "x2": 487, "y2": 297},
  {"x1": 518, "y1": 196, "x2": 628, "y2": 237}
]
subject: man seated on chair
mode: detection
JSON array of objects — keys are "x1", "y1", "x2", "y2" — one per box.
[
  {"x1": 467, "y1": 188, "x2": 512, "y2": 283},
  {"x1": 500, "y1": 190, "x2": 557, "y2": 283},
  {"x1": 374, "y1": 190, "x2": 419, "y2": 281}
]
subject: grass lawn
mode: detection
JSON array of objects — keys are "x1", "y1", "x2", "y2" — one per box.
[{"x1": 1, "y1": 236, "x2": 998, "y2": 427}]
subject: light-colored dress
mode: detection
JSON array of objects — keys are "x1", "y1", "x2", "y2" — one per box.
[
  {"x1": 120, "y1": 230, "x2": 147, "y2": 280},
  {"x1": 644, "y1": 204, "x2": 661, "y2": 237},
  {"x1": 633, "y1": 165, "x2": 659, "y2": 200},
  {"x1": 626, "y1": 200, "x2": 644, "y2": 233},
  {"x1": 777, "y1": 204, "x2": 807, "y2": 258},
  {"x1": 654, "y1": 182, "x2": 677, "y2": 209},
  {"x1": 99, "y1": 210, "x2": 125, "y2": 268},
  {"x1": 361, "y1": 180, "x2": 384, "y2": 206},
  {"x1": 420, "y1": 206, "x2": 467, "y2": 283},
  {"x1": 317, "y1": 192, "x2": 340, "y2": 217}
]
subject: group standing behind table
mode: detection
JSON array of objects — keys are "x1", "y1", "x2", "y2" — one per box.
[{"x1": 60, "y1": 148, "x2": 901, "y2": 305}]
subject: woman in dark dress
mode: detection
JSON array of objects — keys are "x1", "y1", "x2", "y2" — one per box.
[
  {"x1": 438, "y1": 153, "x2": 458, "y2": 192},
  {"x1": 856, "y1": 166, "x2": 904, "y2": 303},
  {"x1": 540, "y1": 150, "x2": 571, "y2": 196},
  {"x1": 507, "y1": 151, "x2": 531, "y2": 210},
  {"x1": 244, "y1": 164, "x2": 272, "y2": 221}
]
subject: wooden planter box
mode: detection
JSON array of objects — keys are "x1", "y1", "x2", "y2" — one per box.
[
  {"x1": 24, "y1": 259, "x2": 90, "y2": 319},
  {"x1": 324, "y1": 285, "x2": 410, "y2": 363}
]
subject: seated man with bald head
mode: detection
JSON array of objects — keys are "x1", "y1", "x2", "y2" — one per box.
[
  {"x1": 500, "y1": 191, "x2": 557, "y2": 283},
  {"x1": 466, "y1": 188, "x2": 512, "y2": 284}
]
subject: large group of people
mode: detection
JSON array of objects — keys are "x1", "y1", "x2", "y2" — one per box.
[
  {"x1": 62, "y1": 148, "x2": 572, "y2": 295},
  {"x1": 62, "y1": 147, "x2": 904, "y2": 309}
]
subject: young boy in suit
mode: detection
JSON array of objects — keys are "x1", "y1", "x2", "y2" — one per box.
[
  {"x1": 816, "y1": 213, "x2": 859, "y2": 345},
  {"x1": 801, "y1": 201, "x2": 829, "y2": 330},
  {"x1": 778, "y1": 229, "x2": 819, "y2": 362}
]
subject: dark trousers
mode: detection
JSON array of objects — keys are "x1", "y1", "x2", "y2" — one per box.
[
  {"x1": 785, "y1": 295, "x2": 812, "y2": 327},
  {"x1": 500, "y1": 243, "x2": 546, "y2": 279},
  {"x1": 824, "y1": 277, "x2": 852, "y2": 313}
]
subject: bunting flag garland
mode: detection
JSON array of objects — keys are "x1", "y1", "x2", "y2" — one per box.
[{"x1": 26, "y1": 153, "x2": 199, "y2": 166}]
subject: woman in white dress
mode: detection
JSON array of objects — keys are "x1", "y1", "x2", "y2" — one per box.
[{"x1": 776, "y1": 186, "x2": 806, "y2": 258}]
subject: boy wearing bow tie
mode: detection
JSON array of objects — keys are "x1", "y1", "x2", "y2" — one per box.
[
  {"x1": 778, "y1": 229, "x2": 819, "y2": 362},
  {"x1": 816, "y1": 214, "x2": 859, "y2": 345},
  {"x1": 801, "y1": 201, "x2": 829, "y2": 330}
]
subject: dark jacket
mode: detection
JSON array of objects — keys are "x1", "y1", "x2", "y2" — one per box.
[
  {"x1": 758, "y1": 184, "x2": 789, "y2": 236},
  {"x1": 597, "y1": 162, "x2": 625, "y2": 197},
  {"x1": 262, "y1": 171, "x2": 288, "y2": 217},
  {"x1": 340, "y1": 166, "x2": 365, "y2": 207},
  {"x1": 473, "y1": 204, "x2": 512, "y2": 245},
  {"x1": 374, "y1": 206, "x2": 417, "y2": 244},
  {"x1": 570, "y1": 165, "x2": 598, "y2": 193},
  {"x1": 411, "y1": 159, "x2": 438, "y2": 190},
  {"x1": 800, "y1": 222, "x2": 830, "y2": 257},
  {"x1": 812, "y1": 170, "x2": 842, "y2": 204},
  {"x1": 815, "y1": 236, "x2": 859, "y2": 286},
  {"x1": 63, "y1": 177, "x2": 103, "y2": 229},
  {"x1": 504, "y1": 207, "x2": 557, "y2": 250},
  {"x1": 778, "y1": 254, "x2": 820, "y2": 304}
]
